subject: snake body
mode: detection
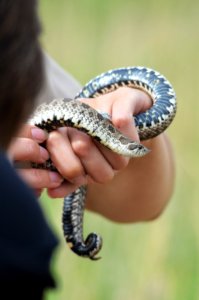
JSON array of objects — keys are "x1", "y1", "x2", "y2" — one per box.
[{"x1": 30, "y1": 66, "x2": 176, "y2": 260}]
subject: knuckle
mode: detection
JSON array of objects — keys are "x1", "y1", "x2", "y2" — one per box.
[
  {"x1": 47, "y1": 131, "x2": 59, "y2": 148},
  {"x1": 113, "y1": 115, "x2": 132, "y2": 129},
  {"x1": 113, "y1": 116, "x2": 129, "y2": 128},
  {"x1": 95, "y1": 169, "x2": 114, "y2": 184},
  {"x1": 55, "y1": 159, "x2": 84, "y2": 181},
  {"x1": 72, "y1": 135, "x2": 93, "y2": 158},
  {"x1": 63, "y1": 165, "x2": 83, "y2": 181}
]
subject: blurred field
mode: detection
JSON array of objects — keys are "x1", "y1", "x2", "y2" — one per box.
[{"x1": 39, "y1": 0, "x2": 199, "y2": 299}]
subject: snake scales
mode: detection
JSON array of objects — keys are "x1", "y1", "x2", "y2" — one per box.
[{"x1": 29, "y1": 66, "x2": 177, "y2": 260}]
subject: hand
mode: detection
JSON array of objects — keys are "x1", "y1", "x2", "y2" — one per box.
[
  {"x1": 45, "y1": 87, "x2": 152, "y2": 198},
  {"x1": 8, "y1": 125, "x2": 64, "y2": 196},
  {"x1": 7, "y1": 87, "x2": 174, "y2": 223},
  {"x1": 9, "y1": 87, "x2": 151, "y2": 198}
]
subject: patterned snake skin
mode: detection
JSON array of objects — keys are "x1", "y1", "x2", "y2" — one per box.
[{"x1": 29, "y1": 66, "x2": 177, "y2": 260}]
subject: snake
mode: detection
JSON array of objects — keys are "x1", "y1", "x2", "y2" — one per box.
[{"x1": 29, "y1": 66, "x2": 177, "y2": 260}]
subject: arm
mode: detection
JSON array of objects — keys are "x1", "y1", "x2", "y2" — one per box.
[
  {"x1": 86, "y1": 133, "x2": 175, "y2": 222},
  {"x1": 9, "y1": 54, "x2": 175, "y2": 223},
  {"x1": 9, "y1": 87, "x2": 175, "y2": 223}
]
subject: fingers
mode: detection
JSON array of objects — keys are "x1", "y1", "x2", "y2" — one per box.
[
  {"x1": 18, "y1": 168, "x2": 64, "y2": 189},
  {"x1": 46, "y1": 130, "x2": 87, "y2": 185},
  {"x1": 9, "y1": 124, "x2": 54, "y2": 192},
  {"x1": 9, "y1": 124, "x2": 49, "y2": 162},
  {"x1": 18, "y1": 124, "x2": 48, "y2": 142},
  {"x1": 45, "y1": 126, "x2": 130, "y2": 198},
  {"x1": 47, "y1": 181, "x2": 82, "y2": 198},
  {"x1": 68, "y1": 129, "x2": 115, "y2": 182},
  {"x1": 11, "y1": 88, "x2": 152, "y2": 199},
  {"x1": 110, "y1": 87, "x2": 148, "y2": 140},
  {"x1": 111, "y1": 98, "x2": 139, "y2": 141},
  {"x1": 81, "y1": 87, "x2": 152, "y2": 141},
  {"x1": 46, "y1": 88, "x2": 151, "y2": 199},
  {"x1": 92, "y1": 141, "x2": 129, "y2": 171},
  {"x1": 9, "y1": 137, "x2": 49, "y2": 163},
  {"x1": 47, "y1": 129, "x2": 116, "y2": 184},
  {"x1": 78, "y1": 87, "x2": 152, "y2": 169}
]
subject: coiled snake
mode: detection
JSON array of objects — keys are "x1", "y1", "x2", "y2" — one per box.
[{"x1": 29, "y1": 66, "x2": 177, "y2": 260}]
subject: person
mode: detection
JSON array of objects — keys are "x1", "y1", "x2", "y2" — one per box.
[
  {"x1": 0, "y1": 0, "x2": 175, "y2": 299},
  {"x1": 0, "y1": 1, "x2": 57, "y2": 299},
  {"x1": 9, "y1": 52, "x2": 175, "y2": 223}
]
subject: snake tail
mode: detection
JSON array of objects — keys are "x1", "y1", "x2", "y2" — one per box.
[{"x1": 62, "y1": 186, "x2": 102, "y2": 260}]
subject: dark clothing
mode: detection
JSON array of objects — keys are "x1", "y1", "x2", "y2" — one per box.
[{"x1": 0, "y1": 152, "x2": 58, "y2": 299}]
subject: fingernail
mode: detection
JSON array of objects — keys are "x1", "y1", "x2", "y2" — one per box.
[
  {"x1": 39, "y1": 146, "x2": 49, "y2": 161},
  {"x1": 31, "y1": 127, "x2": 47, "y2": 142},
  {"x1": 49, "y1": 172, "x2": 63, "y2": 183}
]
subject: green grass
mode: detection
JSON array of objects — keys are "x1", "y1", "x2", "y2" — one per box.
[{"x1": 38, "y1": 0, "x2": 199, "y2": 299}]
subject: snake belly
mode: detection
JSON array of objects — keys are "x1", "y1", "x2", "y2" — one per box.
[{"x1": 29, "y1": 66, "x2": 176, "y2": 260}]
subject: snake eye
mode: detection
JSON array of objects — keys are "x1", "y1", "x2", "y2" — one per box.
[
  {"x1": 128, "y1": 143, "x2": 138, "y2": 150},
  {"x1": 128, "y1": 143, "x2": 150, "y2": 157}
]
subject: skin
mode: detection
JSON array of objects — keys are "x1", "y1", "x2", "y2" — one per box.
[{"x1": 9, "y1": 87, "x2": 175, "y2": 222}]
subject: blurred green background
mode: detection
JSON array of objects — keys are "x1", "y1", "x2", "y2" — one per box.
[{"x1": 39, "y1": 0, "x2": 199, "y2": 299}]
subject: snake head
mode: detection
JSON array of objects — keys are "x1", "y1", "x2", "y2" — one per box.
[{"x1": 127, "y1": 142, "x2": 150, "y2": 157}]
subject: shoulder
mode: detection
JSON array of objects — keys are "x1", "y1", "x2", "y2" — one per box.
[
  {"x1": 0, "y1": 152, "x2": 58, "y2": 282},
  {"x1": 36, "y1": 52, "x2": 82, "y2": 104}
]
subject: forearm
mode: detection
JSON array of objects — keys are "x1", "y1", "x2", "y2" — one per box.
[{"x1": 86, "y1": 133, "x2": 175, "y2": 223}]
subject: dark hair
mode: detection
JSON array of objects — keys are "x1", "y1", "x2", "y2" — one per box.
[{"x1": 0, "y1": 0, "x2": 44, "y2": 150}]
